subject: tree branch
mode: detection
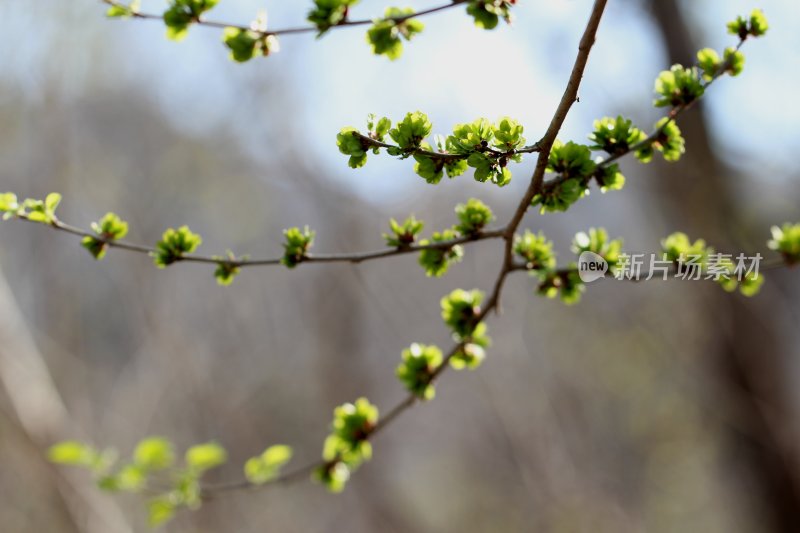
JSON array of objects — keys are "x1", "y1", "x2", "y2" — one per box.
[
  {"x1": 356, "y1": 132, "x2": 542, "y2": 163},
  {"x1": 199, "y1": 0, "x2": 609, "y2": 498},
  {"x1": 101, "y1": 0, "x2": 469, "y2": 38},
  {"x1": 14, "y1": 214, "x2": 504, "y2": 268}
]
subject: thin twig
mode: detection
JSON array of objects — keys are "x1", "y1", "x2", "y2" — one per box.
[
  {"x1": 15, "y1": 215, "x2": 504, "y2": 268},
  {"x1": 101, "y1": 0, "x2": 469, "y2": 38},
  {"x1": 356, "y1": 133, "x2": 542, "y2": 163}
]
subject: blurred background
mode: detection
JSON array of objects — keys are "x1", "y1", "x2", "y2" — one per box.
[{"x1": 0, "y1": 0, "x2": 799, "y2": 531}]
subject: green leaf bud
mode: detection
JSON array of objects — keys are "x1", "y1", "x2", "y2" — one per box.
[
  {"x1": 281, "y1": 226, "x2": 315, "y2": 268},
  {"x1": 153, "y1": 225, "x2": 202, "y2": 267},
  {"x1": 383, "y1": 215, "x2": 424, "y2": 248},
  {"x1": 395, "y1": 343, "x2": 443, "y2": 400},
  {"x1": 653, "y1": 64, "x2": 704, "y2": 108},
  {"x1": 418, "y1": 229, "x2": 463, "y2": 277},
  {"x1": 454, "y1": 198, "x2": 494, "y2": 236},
  {"x1": 768, "y1": 223, "x2": 800, "y2": 264},
  {"x1": 440, "y1": 288, "x2": 483, "y2": 339},
  {"x1": 513, "y1": 230, "x2": 556, "y2": 271}
]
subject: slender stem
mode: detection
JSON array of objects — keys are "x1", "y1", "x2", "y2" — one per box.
[
  {"x1": 101, "y1": 0, "x2": 469, "y2": 38},
  {"x1": 16, "y1": 215, "x2": 503, "y2": 268},
  {"x1": 356, "y1": 133, "x2": 541, "y2": 163}
]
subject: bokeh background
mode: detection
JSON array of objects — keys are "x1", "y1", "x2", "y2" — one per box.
[{"x1": 1, "y1": 0, "x2": 799, "y2": 531}]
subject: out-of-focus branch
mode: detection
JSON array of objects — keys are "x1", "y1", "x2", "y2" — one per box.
[{"x1": 0, "y1": 269, "x2": 133, "y2": 533}]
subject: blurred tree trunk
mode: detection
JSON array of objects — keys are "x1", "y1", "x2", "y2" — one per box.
[
  {"x1": 649, "y1": 2, "x2": 800, "y2": 530},
  {"x1": 0, "y1": 268, "x2": 133, "y2": 533}
]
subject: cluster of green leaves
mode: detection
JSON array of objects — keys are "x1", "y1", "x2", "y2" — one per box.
[
  {"x1": 49, "y1": 436, "x2": 291, "y2": 526},
  {"x1": 653, "y1": 64, "x2": 705, "y2": 108},
  {"x1": 153, "y1": 226, "x2": 203, "y2": 267},
  {"x1": 660, "y1": 232, "x2": 763, "y2": 296},
  {"x1": 317, "y1": 397, "x2": 378, "y2": 492},
  {"x1": 311, "y1": 0, "x2": 515, "y2": 55},
  {"x1": 454, "y1": 198, "x2": 495, "y2": 236},
  {"x1": 384, "y1": 198, "x2": 492, "y2": 277},
  {"x1": 144, "y1": 442, "x2": 228, "y2": 526},
  {"x1": 281, "y1": 226, "x2": 315, "y2": 268},
  {"x1": 697, "y1": 47, "x2": 745, "y2": 79},
  {"x1": 513, "y1": 230, "x2": 556, "y2": 271},
  {"x1": 466, "y1": 0, "x2": 515, "y2": 30},
  {"x1": 453, "y1": 118, "x2": 523, "y2": 186},
  {"x1": 395, "y1": 295, "x2": 493, "y2": 397},
  {"x1": 413, "y1": 138, "x2": 469, "y2": 184},
  {"x1": 651, "y1": 11, "x2": 768, "y2": 117},
  {"x1": 573, "y1": 228, "x2": 624, "y2": 271},
  {"x1": 383, "y1": 215, "x2": 424, "y2": 248},
  {"x1": 336, "y1": 128, "x2": 372, "y2": 169},
  {"x1": 0, "y1": 192, "x2": 62, "y2": 224},
  {"x1": 661, "y1": 232, "x2": 709, "y2": 265},
  {"x1": 244, "y1": 445, "x2": 293, "y2": 485},
  {"x1": 212, "y1": 251, "x2": 242, "y2": 286},
  {"x1": 440, "y1": 290, "x2": 493, "y2": 368},
  {"x1": 595, "y1": 163, "x2": 626, "y2": 193},
  {"x1": 715, "y1": 255, "x2": 764, "y2": 296},
  {"x1": 48, "y1": 440, "x2": 124, "y2": 489},
  {"x1": 639, "y1": 118, "x2": 685, "y2": 162},
  {"x1": 308, "y1": 0, "x2": 359, "y2": 35},
  {"x1": 367, "y1": 8, "x2": 424, "y2": 60},
  {"x1": 727, "y1": 8, "x2": 769, "y2": 40},
  {"x1": 533, "y1": 141, "x2": 595, "y2": 212},
  {"x1": 532, "y1": 114, "x2": 685, "y2": 213},
  {"x1": 768, "y1": 223, "x2": 800, "y2": 265},
  {"x1": 395, "y1": 343, "x2": 443, "y2": 400},
  {"x1": 161, "y1": 0, "x2": 219, "y2": 41},
  {"x1": 389, "y1": 111, "x2": 433, "y2": 152},
  {"x1": 450, "y1": 321, "x2": 491, "y2": 369},
  {"x1": 82, "y1": 213, "x2": 129, "y2": 260},
  {"x1": 529, "y1": 12, "x2": 770, "y2": 215},
  {"x1": 49, "y1": 438, "x2": 241, "y2": 527},
  {"x1": 418, "y1": 229, "x2": 464, "y2": 277},
  {"x1": 338, "y1": 114, "x2": 526, "y2": 186},
  {"x1": 441, "y1": 288, "x2": 483, "y2": 339},
  {"x1": 537, "y1": 269, "x2": 584, "y2": 305},
  {"x1": 589, "y1": 116, "x2": 647, "y2": 156},
  {"x1": 223, "y1": 15, "x2": 279, "y2": 63},
  {"x1": 531, "y1": 118, "x2": 682, "y2": 213},
  {"x1": 513, "y1": 228, "x2": 624, "y2": 305},
  {"x1": 106, "y1": 0, "x2": 141, "y2": 18},
  {"x1": 108, "y1": 0, "x2": 517, "y2": 62},
  {"x1": 648, "y1": 12, "x2": 767, "y2": 146},
  {"x1": 0, "y1": 192, "x2": 19, "y2": 218},
  {"x1": 311, "y1": 0, "x2": 516, "y2": 57},
  {"x1": 426, "y1": 206, "x2": 480, "y2": 276}
]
